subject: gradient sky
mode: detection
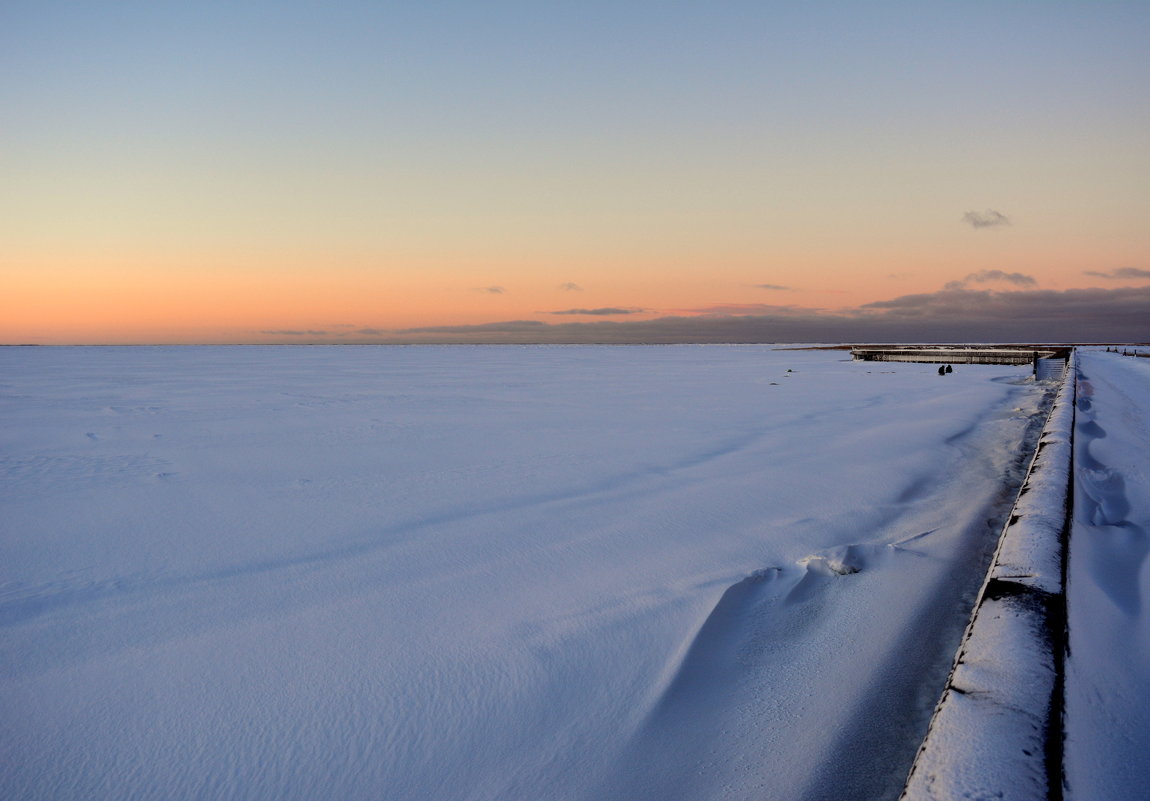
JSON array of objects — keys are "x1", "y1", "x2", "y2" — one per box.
[{"x1": 3, "y1": 1, "x2": 1149, "y2": 343}]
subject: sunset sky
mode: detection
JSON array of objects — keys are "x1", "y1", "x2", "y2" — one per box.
[{"x1": 4, "y1": 1, "x2": 1149, "y2": 344}]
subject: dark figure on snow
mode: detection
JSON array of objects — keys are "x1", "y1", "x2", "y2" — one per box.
[
  {"x1": 938, "y1": 365, "x2": 946, "y2": 375},
  {"x1": 945, "y1": 364, "x2": 953, "y2": 374}
]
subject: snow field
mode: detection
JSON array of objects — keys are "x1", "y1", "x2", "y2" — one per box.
[{"x1": 1, "y1": 346, "x2": 1050, "y2": 801}]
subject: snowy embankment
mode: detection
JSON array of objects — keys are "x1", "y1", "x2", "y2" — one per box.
[
  {"x1": 1, "y1": 346, "x2": 1050, "y2": 801},
  {"x1": 1064, "y1": 351, "x2": 1150, "y2": 801},
  {"x1": 901, "y1": 353, "x2": 1075, "y2": 801}
]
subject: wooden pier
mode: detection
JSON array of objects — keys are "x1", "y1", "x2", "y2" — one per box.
[{"x1": 851, "y1": 346, "x2": 1066, "y2": 366}]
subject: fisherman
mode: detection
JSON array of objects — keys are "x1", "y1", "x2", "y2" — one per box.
[
  {"x1": 938, "y1": 365, "x2": 946, "y2": 375},
  {"x1": 945, "y1": 364, "x2": 953, "y2": 374}
]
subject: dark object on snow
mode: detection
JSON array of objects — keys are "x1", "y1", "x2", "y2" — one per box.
[
  {"x1": 938, "y1": 365, "x2": 946, "y2": 375},
  {"x1": 945, "y1": 364, "x2": 953, "y2": 374}
]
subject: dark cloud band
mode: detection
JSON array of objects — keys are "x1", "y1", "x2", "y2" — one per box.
[{"x1": 380, "y1": 286, "x2": 1149, "y2": 344}]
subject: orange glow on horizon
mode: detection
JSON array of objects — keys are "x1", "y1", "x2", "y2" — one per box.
[{"x1": 4, "y1": 226, "x2": 1148, "y2": 344}]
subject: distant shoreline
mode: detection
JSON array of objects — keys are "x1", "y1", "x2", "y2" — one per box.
[{"x1": 5, "y1": 341, "x2": 1148, "y2": 349}]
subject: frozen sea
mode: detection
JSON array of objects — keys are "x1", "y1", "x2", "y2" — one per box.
[{"x1": 1, "y1": 345, "x2": 1054, "y2": 801}]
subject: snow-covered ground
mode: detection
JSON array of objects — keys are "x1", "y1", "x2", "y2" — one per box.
[
  {"x1": 1065, "y1": 350, "x2": 1150, "y2": 801},
  {"x1": 1, "y1": 346, "x2": 1052, "y2": 801}
]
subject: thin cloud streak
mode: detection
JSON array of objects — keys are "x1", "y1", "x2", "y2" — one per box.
[
  {"x1": 399, "y1": 320, "x2": 548, "y2": 335},
  {"x1": 1084, "y1": 267, "x2": 1150, "y2": 280},
  {"x1": 547, "y1": 308, "x2": 645, "y2": 316},
  {"x1": 944, "y1": 270, "x2": 1037, "y2": 291},
  {"x1": 672, "y1": 303, "x2": 816, "y2": 316},
  {"x1": 755, "y1": 284, "x2": 792, "y2": 291}
]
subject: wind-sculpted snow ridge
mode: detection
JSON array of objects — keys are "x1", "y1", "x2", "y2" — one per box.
[{"x1": 901, "y1": 352, "x2": 1076, "y2": 801}]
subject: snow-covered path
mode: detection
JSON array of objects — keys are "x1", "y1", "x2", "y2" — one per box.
[
  {"x1": 1066, "y1": 351, "x2": 1150, "y2": 801},
  {"x1": 1, "y1": 346, "x2": 1048, "y2": 801}
]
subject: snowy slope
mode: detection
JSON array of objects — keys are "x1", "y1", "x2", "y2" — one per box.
[
  {"x1": 1, "y1": 346, "x2": 1048, "y2": 801},
  {"x1": 1065, "y1": 351, "x2": 1150, "y2": 801}
]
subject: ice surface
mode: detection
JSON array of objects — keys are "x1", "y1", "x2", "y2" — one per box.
[
  {"x1": 0, "y1": 346, "x2": 1047, "y2": 801},
  {"x1": 1065, "y1": 350, "x2": 1150, "y2": 801}
]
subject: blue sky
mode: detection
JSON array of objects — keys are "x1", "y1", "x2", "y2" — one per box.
[{"x1": 3, "y1": 1, "x2": 1149, "y2": 342}]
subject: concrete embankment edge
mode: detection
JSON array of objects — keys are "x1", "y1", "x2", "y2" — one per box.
[{"x1": 900, "y1": 352, "x2": 1076, "y2": 801}]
